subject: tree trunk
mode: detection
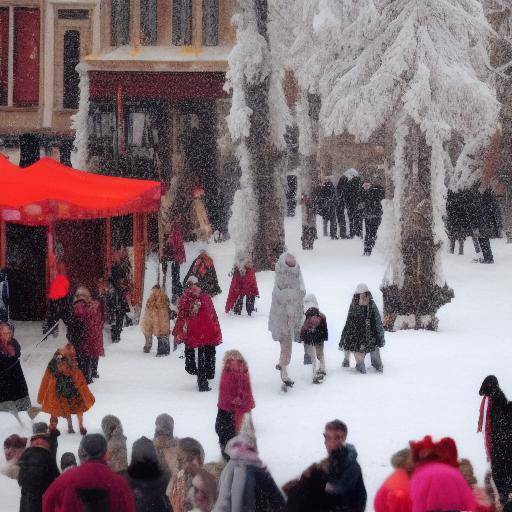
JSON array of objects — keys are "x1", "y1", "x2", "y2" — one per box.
[
  {"x1": 382, "y1": 116, "x2": 453, "y2": 330},
  {"x1": 299, "y1": 92, "x2": 320, "y2": 250},
  {"x1": 243, "y1": 0, "x2": 285, "y2": 270}
]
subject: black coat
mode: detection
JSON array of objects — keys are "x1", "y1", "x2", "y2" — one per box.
[
  {"x1": 465, "y1": 187, "x2": 502, "y2": 239},
  {"x1": 317, "y1": 183, "x2": 338, "y2": 218},
  {"x1": 360, "y1": 186, "x2": 385, "y2": 219},
  {"x1": 300, "y1": 308, "x2": 328, "y2": 346},
  {"x1": 0, "y1": 338, "x2": 30, "y2": 410},
  {"x1": 338, "y1": 176, "x2": 362, "y2": 211},
  {"x1": 325, "y1": 445, "x2": 367, "y2": 512},
  {"x1": 126, "y1": 462, "x2": 171, "y2": 512},
  {"x1": 480, "y1": 376, "x2": 512, "y2": 501},
  {"x1": 446, "y1": 190, "x2": 472, "y2": 239},
  {"x1": 18, "y1": 447, "x2": 60, "y2": 512},
  {"x1": 183, "y1": 256, "x2": 222, "y2": 297}
]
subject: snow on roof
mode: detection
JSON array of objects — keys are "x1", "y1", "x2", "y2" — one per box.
[{"x1": 86, "y1": 45, "x2": 231, "y2": 63}]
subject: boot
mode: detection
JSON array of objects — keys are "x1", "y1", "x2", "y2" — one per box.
[
  {"x1": 280, "y1": 365, "x2": 294, "y2": 387},
  {"x1": 355, "y1": 362, "x2": 367, "y2": 374},
  {"x1": 303, "y1": 352, "x2": 312, "y2": 365},
  {"x1": 342, "y1": 358, "x2": 350, "y2": 368}
]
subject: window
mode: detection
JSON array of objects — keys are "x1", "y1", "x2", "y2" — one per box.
[
  {"x1": 202, "y1": 0, "x2": 218, "y2": 46},
  {"x1": 13, "y1": 8, "x2": 40, "y2": 107},
  {"x1": 172, "y1": 0, "x2": 192, "y2": 46},
  {"x1": 140, "y1": 0, "x2": 157, "y2": 46},
  {"x1": 63, "y1": 30, "x2": 80, "y2": 109},
  {"x1": 111, "y1": 0, "x2": 130, "y2": 46}
]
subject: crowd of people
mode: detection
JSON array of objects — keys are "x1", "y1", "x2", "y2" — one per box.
[{"x1": 1, "y1": 404, "x2": 509, "y2": 512}]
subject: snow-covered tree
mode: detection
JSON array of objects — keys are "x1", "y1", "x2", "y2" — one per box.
[
  {"x1": 322, "y1": 0, "x2": 499, "y2": 330},
  {"x1": 226, "y1": 0, "x2": 290, "y2": 270}
]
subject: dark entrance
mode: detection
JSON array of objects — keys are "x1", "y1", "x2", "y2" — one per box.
[
  {"x1": 55, "y1": 220, "x2": 104, "y2": 294},
  {"x1": 6, "y1": 224, "x2": 47, "y2": 320}
]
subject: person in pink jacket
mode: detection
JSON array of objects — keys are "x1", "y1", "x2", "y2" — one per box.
[{"x1": 409, "y1": 435, "x2": 476, "y2": 512}]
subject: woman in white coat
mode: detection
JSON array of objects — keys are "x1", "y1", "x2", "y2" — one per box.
[{"x1": 268, "y1": 252, "x2": 305, "y2": 387}]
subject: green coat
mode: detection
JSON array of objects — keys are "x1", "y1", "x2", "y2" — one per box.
[{"x1": 339, "y1": 300, "x2": 385, "y2": 353}]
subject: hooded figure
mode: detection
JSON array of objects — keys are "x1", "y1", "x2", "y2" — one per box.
[
  {"x1": 268, "y1": 253, "x2": 306, "y2": 388},
  {"x1": 153, "y1": 413, "x2": 179, "y2": 479},
  {"x1": 478, "y1": 375, "x2": 512, "y2": 505},
  {"x1": 183, "y1": 250, "x2": 222, "y2": 297},
  {"x1": 127, "y1": 436, "x2": 172, "y2": 512},
  {"x1": 340, "y1": 283, "x2": 385, "y2": 374},
  {"x1": 141, "y1": 285, "x2": 171, "y2": 356},
  {"x1": 101, "y1": 414, "x2": 128, "y2": 474},
  {"x1": 300, "y1": 294, "x2": 328, "y2": 383},
  {"x1": 213, "y1": 434, "x2": 285, "y2": 512},
  {"x1": 215, "y1": 350, "x2": 256, "y2": 460}
]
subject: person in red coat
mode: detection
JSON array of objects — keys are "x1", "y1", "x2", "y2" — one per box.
[
  {"x1": 162, "y1": 217, "x2": 186, "y2": 303},
  {"x1": 42, "y1": 264, "x2": 71, "y2": 338},
  {"x1": 42, "y1": 433, "x2": 136, "y2": 512},
  {"x1": 215, "y1": 350, "x2": 255, "y2": 460},
  {"x1": 173, "y1": 276, "x2": 222, "y2": 392},
  {"x1": 69, "y1": 287, "x2": 104, "y2": 384},
  {"x1": 374, "y1": 448, "x2": 412, "y2": 512},
  {"x1": 225, "y1": 256, "x2": 259, "y2": 316}
]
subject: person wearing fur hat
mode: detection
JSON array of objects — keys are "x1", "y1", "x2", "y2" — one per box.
[
  {"x1": 167, "y1": 437, "x2": 205, "y2": 512},
  {"x1": 37, "y1": 342, "x2": 95, "y2": 435},
  {"x1": 67, "y1": 286, "x2": 104, "y2": 383},
  {"x1": 300, "y1": 294, "x2": 328, "y2": 384},
  {"x1": 409, "y1": 435, "x2": 475, "y2": 512},
  {"x1": 215, "y1": 350, "x2": 255, "y2": 461},
  {"x1": 183, "y1": 249, "x2": 222, "y2": 297},
  {"x1": 374, "y1": 448, "x2": 412, "y2": 512},
  {"x1": 126, "y1": 436, "x2": 172, "y2": 512},
  {"x1": 458, "y1": 458, "x2": 494, "y2": 512},
  {"x1": 191, "y1": 468, "x2": 218, "y2": 512},
  {"x1": 213, "y1": 433, "x2": 285, "y2": 512},
  {"x1": 101, "y1": 414, "x2": 128, "y2": 474},
  {"x1": 225, "y1": 255, "x2": 259, "y2": 316},
  {"x1": 339, "y1": 283, "x2": 385, "y2": 374},
  {"x1": 0, "y1": 322, "x2": 33, "y2": 425},
  {"x1": 141, "y1": 285, "x2": 171, "y2": 356},
  {"x1": 173, "y1": 276, "x2": 222, "y2": 392},
  {"x1": 269, "y1": 252, "x2": 306, "y2": 388},
  {"x1": 478, "y1": 375, "x2": 512, "y2": 505},
  {"x1": 32, "y1": 421, "x2": 60, "y2": 465},
  {"x1": 154, "y1": 413, "x2": 179, "y2": 479},
  {"x1": 2, "y1": 434, "x2": 27, "y2": 480}
]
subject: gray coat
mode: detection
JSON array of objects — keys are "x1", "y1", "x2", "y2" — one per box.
[{"x1": 268, "y1": 254, "x2": 305, "y2": 343}]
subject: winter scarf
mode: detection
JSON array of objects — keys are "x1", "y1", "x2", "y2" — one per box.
[
  {"x1": 218, "y1": 361, "x2": 255, "y2": 433},
  {"x1": 478, "y1": 396, "x2": 492, "y2": 462}
]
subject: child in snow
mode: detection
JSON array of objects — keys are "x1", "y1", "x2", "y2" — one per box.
[
  {"x1": 153, "y1": 413, "x2": 179, "y2": 479},
  {"x1": 101, "y1": 414, "x2": 128, "y2": 474},
  {"x1": 183, "y1": 249, "x2": 222, "y2": 297},
  {"x1": 300, "y1": 294, "x2": 328, "y2": 383},
  {"x1": 215, "y1": 350, "x2": 255, "y2": 460},
  {"x1": 339, "y1": 283, "x2": 385, "y2": 374},
  {"x1": 269, "y1": 252, "x2": 306, "y2": 388},
  {"x1": 225, "y1": 256, "x2": 259, "y2": 316},
  {"x1": 141, "y1": 285, "x2": 171, "y2": 356},
  {"x1": 37, "y1": 342, "x2": 95, "y2": 434}
]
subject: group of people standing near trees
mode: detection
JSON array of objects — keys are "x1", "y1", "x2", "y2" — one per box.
[{"x1": 317, "y1": 169, "x2": 385, "y2": 256}]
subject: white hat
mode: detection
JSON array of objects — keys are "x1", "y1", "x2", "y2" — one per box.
[
  {"x1": 186, "y1": 275, "x2": 199, "y2": 286},
  {"x1": 355, "y1": 283, "x2": 369, "y2": 294}
]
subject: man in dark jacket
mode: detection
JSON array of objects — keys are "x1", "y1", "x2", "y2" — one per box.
[
  {"x1": 18, "y1": 441, "x2": 60, "y2": 512},
  {"x1": 360, "y1": 181, "x2": 385, "y2": 255},
  {"x1": 338, "y1": 170, "x2": 363, "y2": 238},
  {"x1": 317, "y1": 179, "x2": 339, "y2": 239},
  {"x1": 284, "y1": 420, "x2": 366, "y2": 512},
  {"x1": 43, "y1": 433, "x2": 136, "y2": 512}
]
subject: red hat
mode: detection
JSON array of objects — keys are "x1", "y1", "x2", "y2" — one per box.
[{"x1": 410, "y1": 435, "x2": 459, "y2": 467}]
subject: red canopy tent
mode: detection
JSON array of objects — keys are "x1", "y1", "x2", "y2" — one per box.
[{"x1": 0, "y1": 155, "x2": 161, "y2": 313}]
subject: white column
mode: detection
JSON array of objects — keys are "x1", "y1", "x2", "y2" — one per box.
[
  {"x1": 92, "y1": 1, "x2": 101, "y2": 54},
  {"x1": 7, "y1": 6, "x2": 14, "y2": 106},
  {"x1": 42, "y1": 3, "x2": 54, "y2": 127}
]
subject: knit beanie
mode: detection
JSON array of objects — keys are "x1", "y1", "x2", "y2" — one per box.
[
  {"x1": 78, "y1": 434, "x2": 108, "y2": 462},
  {"x1": 32, "y1": 422, "x2": 49, "y2": 435},
  {"x1": 155, "y1": 413, "x2": 174, "y2": 438},
  {"x1": 130, "y1": 436, "x2": 158, "y2": 465},
  {"x1": 60, "y1": 452, "x2": 77, "y2": 471}
]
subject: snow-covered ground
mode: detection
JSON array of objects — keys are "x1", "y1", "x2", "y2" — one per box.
[{"x1": 1, "y1": 216, "x2": 511, "y2": 510}]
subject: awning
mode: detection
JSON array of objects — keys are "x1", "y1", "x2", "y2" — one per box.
[{"x1": 0, "y1": 155, "x2": 161, "y2": 225}]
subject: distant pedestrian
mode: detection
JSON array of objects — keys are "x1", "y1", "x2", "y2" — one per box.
[
  {"x1": 141, "y1": 285, "x2": 171, "y2": 356},
  {"x1": 360, "y1": 180, "x2": 385, "y2": 256},
  {"x1": 225, "y1": 255, "x2": 259, "y2": 316}
]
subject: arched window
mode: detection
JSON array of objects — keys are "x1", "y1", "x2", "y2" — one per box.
[
  {"x1": 111, "y1": 0, "x2": 130, "y2": 46},
  {"x1": 63, "y1": 30, "x2": 80, "y2": 109},
  {"x1": 202, "y1": 0, "x2": 218, "y2": 46},
  {"x1": 140, "y1": 0, "x2": 157, "y2": 45},
  {"x1": 172, "y1": 0, "x2": 192, "y2": 46}
]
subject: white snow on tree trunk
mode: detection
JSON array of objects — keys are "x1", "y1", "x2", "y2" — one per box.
[
  {"x1": 321, "y1": 0, "x2": 499, "y2": 290},
  {"x1": 70, "y1": 63, "x2": 90, "y2": 170}
]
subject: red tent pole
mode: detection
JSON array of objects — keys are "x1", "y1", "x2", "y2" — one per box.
[
  {"x1": 0, "y1": 220, "x2": 6, "y2": 268},
  {"x1": 132, "y1": 213, "x2": 143, "y2": 307}
]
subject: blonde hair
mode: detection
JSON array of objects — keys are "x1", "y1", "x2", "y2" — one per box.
[{"x1": 222, "y1": 350, "x2": 248, "y2": 367}]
